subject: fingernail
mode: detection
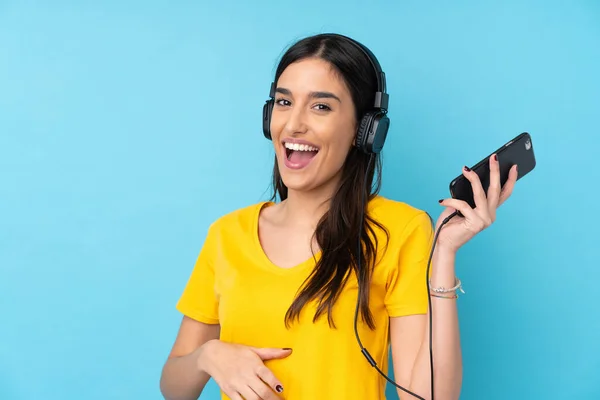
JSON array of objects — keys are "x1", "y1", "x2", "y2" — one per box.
[
  {"x1": 493, "y1": 154, "x2": 497, "y2": 161},
  {"x1": 438, "y1": 199, "x2": 444, "y2": 203},
  {"x1": 282, "y1": 348, "x2": 292, "y2": 351},
  {"x1": 276, "y1": 385, "x2": 284, "y2": 393},
  {"x1": 464, "y1": 165, "x2": 471, "y2": 172}
]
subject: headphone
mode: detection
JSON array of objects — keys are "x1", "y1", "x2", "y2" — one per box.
[{"x1": 262, "y1": 33, "x2": 390, "y2": 154}]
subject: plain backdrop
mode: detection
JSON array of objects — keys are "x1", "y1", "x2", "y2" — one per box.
[{"x1": 1, "y1": 1, "x2": 599, "y2": 399}]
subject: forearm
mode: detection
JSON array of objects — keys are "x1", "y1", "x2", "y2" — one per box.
[
  {"x1": 160, "y1": 342, "x2": 213, "y2": 400},
  {"x1": 408, "y1": 249, "x2": 463, "y2": 400}
]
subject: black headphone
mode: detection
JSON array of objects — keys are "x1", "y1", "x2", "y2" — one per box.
[{"x1": 262, "y1": 33, "x2": 390, "y2": 154}]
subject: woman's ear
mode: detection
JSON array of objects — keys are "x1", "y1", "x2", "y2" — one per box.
[{"x1": 352, "y1": 123, "x2": 360, "y2": 147}]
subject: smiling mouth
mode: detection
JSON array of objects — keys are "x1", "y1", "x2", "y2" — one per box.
[{"x1": 283, "y1": 142, "x2": 319, "y2": 169}]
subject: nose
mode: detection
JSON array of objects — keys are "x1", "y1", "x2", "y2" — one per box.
[{"x1": 282, "y1": 105, "x2": 308, "y2": 135}]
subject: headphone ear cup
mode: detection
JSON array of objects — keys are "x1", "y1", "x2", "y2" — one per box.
[
  {"x1": 262, "y1": 99, "x2": 274, "y2": 140},
  {"x1": 355, "y1": 111, "x2": 390, "y2": 154},
  {"x1": 371, "y1": 112, "x2": 390, "y2": 153}
]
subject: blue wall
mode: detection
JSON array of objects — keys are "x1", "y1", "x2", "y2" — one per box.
[{"x1": 1, "y1": 1, "x2": 598, "y2": 399}]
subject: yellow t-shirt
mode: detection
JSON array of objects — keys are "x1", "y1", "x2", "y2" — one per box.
[{"x1": 176, "y1": 195, "x2": 434, "y2": 400}]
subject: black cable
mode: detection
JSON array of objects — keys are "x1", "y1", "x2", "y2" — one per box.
[
  {"x1": 424, "y1": 210, "x2": 458, "y2": 400},
  {"x1": 354, "y1": 154, "x2": 459, "y2": 400}
]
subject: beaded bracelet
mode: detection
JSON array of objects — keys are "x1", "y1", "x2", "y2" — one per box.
[{"x1": 429, "y1": 277, "x2": 465, "y2": 295}]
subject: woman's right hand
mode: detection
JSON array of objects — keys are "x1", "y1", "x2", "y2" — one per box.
[{"x1": 198, "y1": 339, "x2": 292, "y2": 400}]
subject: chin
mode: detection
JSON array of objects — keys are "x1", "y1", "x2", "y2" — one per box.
[
  {"x1": 277, "y1": 168, "x2": 318, "y2": 192},
  {"x1": 278, "y1": 165, "x2": 341, "y2": 196}
]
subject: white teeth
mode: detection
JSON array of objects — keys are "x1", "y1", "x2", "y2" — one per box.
[{"x1": 284, "y1": 142, "x2": 318, "y2": 152}]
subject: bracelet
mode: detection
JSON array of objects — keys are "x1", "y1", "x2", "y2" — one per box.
[
  {"x1": 429, "y1": 277, "x2": 465, "y2": 295},
  {"x1": 430, "y1": 292, "x2": 458, "y2": 300}
]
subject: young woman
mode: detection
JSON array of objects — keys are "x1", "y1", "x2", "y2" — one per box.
[{"x1": 159, "y1": 33, "x2": 518, "y2": 400}]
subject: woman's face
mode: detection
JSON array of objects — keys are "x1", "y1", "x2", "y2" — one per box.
[{"x1": 270, "y1": 57, "x2": 357, "y2": 194}]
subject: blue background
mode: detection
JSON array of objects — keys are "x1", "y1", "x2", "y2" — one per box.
[{"x1": 1, "y1": 1, "x2": 599, "y2": 399}]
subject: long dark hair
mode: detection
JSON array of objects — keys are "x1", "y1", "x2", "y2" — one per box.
[{"x1": 270, "y1": 33, "x2": 389, "y2": 330}]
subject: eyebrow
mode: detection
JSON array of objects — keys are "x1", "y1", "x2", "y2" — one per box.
[{"x1": 275, "y1": 87, "x2": 341, "y2": 103}]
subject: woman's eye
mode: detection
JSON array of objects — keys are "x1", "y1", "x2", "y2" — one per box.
[
  {"x1": 314, "y1": 104, "x2": 331, "y2": 111},
  {"x1": 275, "y1": 98, "x2": 291, "y2": 106}
]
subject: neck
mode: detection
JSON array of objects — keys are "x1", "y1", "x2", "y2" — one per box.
[{"x1": 278, "y1": 180, "x2": 339, "y2": 230}]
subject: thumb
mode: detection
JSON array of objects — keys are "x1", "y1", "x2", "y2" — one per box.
[{"x1": 250, "y1": 347, "x2": 293, "y2": 361}]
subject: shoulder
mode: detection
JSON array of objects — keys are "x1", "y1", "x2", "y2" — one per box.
[
  {"x1": 369, "y1": 195, "x2": 432, "y2": 227},
  {"x1": 368, "y1": 195, "x2": 433, "y2": 239},
  {"x1": 205, "y1": 201, "x2": 270, "y2": 237}
]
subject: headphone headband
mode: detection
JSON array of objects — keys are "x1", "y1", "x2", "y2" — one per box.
[
  {"x1": 322, "y1": 34, "x2": 388, "y2": 111},
  {"x1": 268, "y1": 34, "x2": 388, "y2": 111}
]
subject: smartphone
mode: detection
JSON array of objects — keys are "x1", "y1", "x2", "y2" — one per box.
[{"x1": 449, "y1": 132, "x2": 537, "y2": 208}]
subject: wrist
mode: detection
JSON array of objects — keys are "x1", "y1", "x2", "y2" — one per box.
[
  {"x1": 195, "y1": 339, "x2": 219, "y2": 374},
  {"x1": 434, "y1": 242, "x2": 458, "y2": 258},
  {"x1": 430, "y1": 247, "x2": 457, "y2": 284}
]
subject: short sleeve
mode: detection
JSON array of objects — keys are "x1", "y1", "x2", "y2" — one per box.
[
  {"x1": 176, "y1": 223, "x2": 220, "y2": 324},
  {"x1": 384, "y1": 211, "x2": 434, "y2": 317}
]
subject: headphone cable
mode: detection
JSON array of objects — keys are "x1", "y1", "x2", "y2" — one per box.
[{"x1": 355, "y1": 154, "x2": 458, "y2": 400}]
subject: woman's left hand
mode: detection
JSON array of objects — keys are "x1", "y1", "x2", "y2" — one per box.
[{"x1": 436, "y1": 154, "x2": 518, "y2": 254}]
